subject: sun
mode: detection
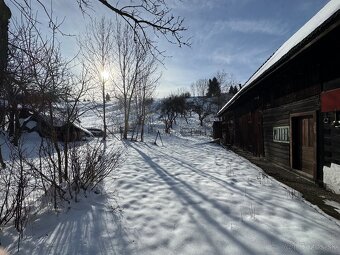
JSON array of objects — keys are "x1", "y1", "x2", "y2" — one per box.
[{"x1": 101, "y1": 70, "x2": 110, "y2": 81}]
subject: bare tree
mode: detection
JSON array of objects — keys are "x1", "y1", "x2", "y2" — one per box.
[
  {"x1": 191, "y1": 78, "x2": 208, "y2": 97},
  {"x1": 215, "y1": 70, "x2": 238, "y2": 94},
  {"x1": 6, "y1": 11, "x2": 69, "y2": 146},
  {"x1": 112, "y1": 22, "x2": 152, "y2": 139},
  {"x1": 0, "y1": 3, "x2": 126, "y2": 242},
  {"x1": 189, "y1": 99, "x2": 214, "y2": 127},
  {"x1": 79, "y1": 17, "x2": 115, "y2": 140},
  {"x1": 189, "y1": 78, "x2": 218, "y2": 125},
  {"x1": 9, "y1": 0, "x2": 189, "y2": 56},
  {"x1": 159, "y1": 94, "x2": 187, "y2": 133},
  {"x1": 6, "y1": 10, "x2": 75, "y2": 187},
  {"x1": 135, "y1": 55, "x2": 160, "y2": 141}
]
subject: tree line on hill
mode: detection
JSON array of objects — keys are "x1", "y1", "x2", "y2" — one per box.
[{"x1": 159, "y1": 71, "x2": 240, "y2": 132}]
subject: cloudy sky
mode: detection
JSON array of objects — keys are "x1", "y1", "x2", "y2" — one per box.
[
  {"x1": 159, "y1": 0, "x2": 329, "y2": 96},
  {"x1": 7, "y1": 0, "x2": 329, "y2": 97}
]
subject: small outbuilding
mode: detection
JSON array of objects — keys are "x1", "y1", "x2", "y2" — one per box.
[
  {"x1": 217, "y1": 1, "x2": 340, "y2": 193},
  {"x1": 20, "y1": 109, "x2": 93, "y2": 142}
]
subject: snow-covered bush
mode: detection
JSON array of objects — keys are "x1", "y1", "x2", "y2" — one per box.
[
  {"x1": 68, "y1": 140, "x2": 123, "y2": 201},
  {"x1": 0, "y1": 136, "x2": 124, "y2": 246},
  {"x1": 0, "y1": 141, "x2": 37, "y2": 238},
  {"x1": 24, "y1": 138, "x2": 124, "y2": 204}
]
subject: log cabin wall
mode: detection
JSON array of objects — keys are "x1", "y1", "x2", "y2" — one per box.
[
  {"x1": 221, "y1": 111, "x2": 234, "y2": 146},
  {"x1": 218, "y1": 12, "x2": 340, "y2": 183},
  {"x1": 221, "y1": 89, "x2": 264, "y2": 156},
  {"x1": 260, "y1": 39, "x2": 323, "y2": 173},
  {"x1": 262, "y1": 96, "x2": 319, "y2": 169},
  {"x1": 322, "y1": 112, "x2": 340, "y2": 166},
  {"x1": 318, "y1": 24, "x2": 340, "y2": 179}
]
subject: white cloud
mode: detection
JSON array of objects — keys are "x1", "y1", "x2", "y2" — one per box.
[
  {"x1": 189, "y1": 18, "x2": 288, "y2": 50},
  {"x1": 217, "y1": 19, "x2": 288, "y2": 36},
  {"x1": 170, "y1": 0, "x2": 253, "y2": 11},
  {"x1": 168, "y1": 0, "x2": 220, "y2": 11},
  {"x1": 211, "y1": 50, "x2": 233, "y2": 65}
]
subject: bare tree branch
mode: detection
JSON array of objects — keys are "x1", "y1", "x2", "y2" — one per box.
[{"x1": 9, "y1": 0, "x2": 190, "y2": 58}]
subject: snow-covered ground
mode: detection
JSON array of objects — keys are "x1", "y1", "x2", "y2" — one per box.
[{"x1": 2, "y1": 132, "x2": 340, "y2": 255}]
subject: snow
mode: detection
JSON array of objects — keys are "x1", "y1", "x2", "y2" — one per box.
[
  {"x1": 323, "y1": 163, "x2": 340, "y2": 194},
  {"x1": 1, "y1": 104, "x2": 340, "y2": 254},
  {"x1": 25, "y1": 121, "x2": 37, "y2": 130},
  {"x1": 324, "y1": 200, "x2": 340, "y2": 214},
  {"x1": 2, "y1": 133, "x2": 340, "y2": 254},
  {"x1": 218, "y1": 0, "x2": 340, "y2": 115},
  {"x1": 19, "y1": 117, "x2": 32, "y2": 126},
  {"x1": 72, "y1": 122, "x2": 94, "y2": 137}
]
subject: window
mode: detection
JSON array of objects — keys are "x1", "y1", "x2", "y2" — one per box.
[{"x1": 273, "y1": 126, "x2": 290, "y2": 143}]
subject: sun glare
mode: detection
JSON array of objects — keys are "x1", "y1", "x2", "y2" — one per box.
[{"x1": 101, "y1": 70, "x2": 110, "y2": 81}]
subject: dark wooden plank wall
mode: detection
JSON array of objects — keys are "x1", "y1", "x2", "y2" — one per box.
[
  {"x1": 263, "y1": 95, "x2": 320, "y2": 168},
  {"x1": 218, "y1": 19, "x2": 340, "y2": 183},
  {"x1": 213, "y1": 121, "x2": 222, "y2": 139},
  {"x1": 322, "y1": 111, "x2": 340, "y2": 166},
  {"x1": 230, "y1": 108, "x2": 263, "y2": 156},
  {"x1": 221, "y1": 112, "x2": 234, "y2": 146}
]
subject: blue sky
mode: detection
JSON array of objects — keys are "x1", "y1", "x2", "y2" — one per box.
[
  {"x1": 159, "y1": 0, "x2": 329, "y2": 96},
  {"x1": 7, "y1": 0, "x2": 329, "y2": 97}
]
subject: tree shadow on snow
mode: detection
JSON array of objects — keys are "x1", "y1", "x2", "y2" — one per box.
[
  {"x1": 131, "y1": 144, "x2": 307, "y2": 255},
  {"x1": 7, "y1": 192, "x2": 136, "y2": 255},
  {"x1": 148, "y1": 143, "x2": 335, "y2": 233}
]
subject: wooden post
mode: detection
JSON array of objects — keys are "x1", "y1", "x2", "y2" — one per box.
[
  {"x1": 0, "y1": 0, "x2": 11, "y2": 168},
  {"x1": 158, "y1": 131, "x2": 164, "y2": 146},
  {"x1": 154, "y1": 130, "x2": 164, "y2": 146}
]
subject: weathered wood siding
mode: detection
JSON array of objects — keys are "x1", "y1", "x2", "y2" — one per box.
[
  {"x1": 218, "y1": 14, "x2": 340, "y2": 183},
  {"x1": 263, "y1": 95, "x2": 320, "y2": 168},
  {"x1": 232, "y1": 110, "x2": 264, "y2": 156},
  {"x1": 213, "y1": 121, "x2": 222, "y2": 139},
  {"x1": 322, "y1": 112, "x2": 340, "y2": 166}
]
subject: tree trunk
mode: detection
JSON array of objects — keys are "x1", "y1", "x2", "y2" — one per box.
[
  {"x1": 102, "y1": 79, "x2": 107, "y2": 140},
  {"x1": 123, "y1": 97, "x2": 129, "y2": 139},
  {"x1": 140, "y1": 86, "x2": 146, "y2": 142},
  {"x1": 199, "y1": 116, "x2": 204, "y2": 126},
  {"x1": 8, "y1": 108, "x2": 14, "y2": 137},
  {"x1": 0, "y1": 0, "x2": 12, "y2": 167},
  {"x1": 0, "y1": 0, "x2": 11, "y2": 76},
  {"x1": 63, "y1": 124, "x2": 70, "y2": 182},
  {"x1": 49, "y1": 103, "x2": 63, "y2": 184},
  {"x1": 13, "y1": 108, "x2": 20, "y2": 146}
]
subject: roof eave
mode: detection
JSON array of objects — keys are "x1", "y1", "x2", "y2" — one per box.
[{"x1": 217, "y1": 8, "x2": 340, "y2": 117}]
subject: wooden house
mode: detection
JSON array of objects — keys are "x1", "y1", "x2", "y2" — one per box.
[{"x1": 217, "y1": 1, "x2": 340, "y2": 193}]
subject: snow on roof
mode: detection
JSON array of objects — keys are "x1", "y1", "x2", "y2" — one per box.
[
  {"x1": 72, "y1": 122, "x2": 94, "y2": 137},
  {"x1": 217, "y1": 0, "x2": 340, "y2": 116}
]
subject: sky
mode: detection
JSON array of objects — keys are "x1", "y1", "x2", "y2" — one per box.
[{"x1": 7, "y1": 0, "x2": 330, "y2": 97}]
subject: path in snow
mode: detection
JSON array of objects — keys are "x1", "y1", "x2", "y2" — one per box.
[{"x1": 4, "y1": 135, "x2": 340, "y2": 255}]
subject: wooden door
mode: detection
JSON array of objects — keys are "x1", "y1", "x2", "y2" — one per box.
[{"x1": 291, "y1": 114, "x2": 316, "y2": 176}]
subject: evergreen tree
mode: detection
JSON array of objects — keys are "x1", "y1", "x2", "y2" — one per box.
[
  {"x1": 228, "y1": 85, "x2": 234, "y2": 94},
  {"x1": 228, "y1": 85, "x2": 239, "y2": 95},
  {"x1": 206, "y1": 77, "x2": 221, "y2": 97}
]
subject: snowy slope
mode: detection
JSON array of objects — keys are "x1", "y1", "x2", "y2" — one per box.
[{"x1": 3, "y1": 133, "x2": 340, "y2": 255}]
